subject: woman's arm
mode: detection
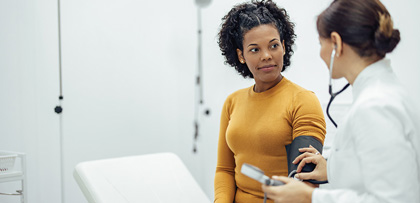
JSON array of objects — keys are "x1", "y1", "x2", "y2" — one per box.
[
  {"x1": 290, "y1": 91, "x2": 326, "y2": 143},
  {"x1": 286, "y1": 91, "x2": 327, "y2": 178},
  {"x1": 214, "y1": 99, "x2": 236, "y2": 203}
]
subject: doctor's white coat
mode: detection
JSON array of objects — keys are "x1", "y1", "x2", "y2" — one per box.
[{"x1": 313, "y1": 59, "x2": 420, "y2": 203}]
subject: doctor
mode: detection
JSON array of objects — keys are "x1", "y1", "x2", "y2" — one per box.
[{"x1": 261, "y1": 0, "x2": 420, "y2": 202}]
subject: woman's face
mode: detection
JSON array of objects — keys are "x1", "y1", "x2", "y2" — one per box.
[{"x1": 237, "y1": 24, "x2": 285, "y2": 86}]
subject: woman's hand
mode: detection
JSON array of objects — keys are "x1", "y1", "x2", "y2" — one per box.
[
  {"x1": 292, "y1": 145, "x2": 328, "y2": 181},
  {"x1": 262, "y1": 176, "x2": 314, "y2": 203}
]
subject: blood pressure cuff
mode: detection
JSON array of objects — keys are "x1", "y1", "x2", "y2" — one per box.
[{"x1": 285, "y1": 136, "x2": 323, "y2": 177}]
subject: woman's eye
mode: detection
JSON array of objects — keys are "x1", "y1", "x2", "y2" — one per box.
[
  {"x1": 250, "y1": 48, "x2": 259, "y2": 52},
  {"x1": 271, "y1": 44, "x2": 279, "y2": 49}
]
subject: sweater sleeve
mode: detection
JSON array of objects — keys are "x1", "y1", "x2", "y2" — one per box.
[
  {"x1": 290, "y1": 91, "x2": 326, "y2": 143},
  {"x1": 214, "y1": 98, "x2": 236, "y2": 203}
]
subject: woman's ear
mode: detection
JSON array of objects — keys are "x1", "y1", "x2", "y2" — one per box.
[
  {"x1": 237, "y1": 49, "x2": 245, "y2": 64},
  {"x1": 282, "y1": 40, "x2": 286, "y2": 56},
  {"x1": 330, "y1": 32, "x2": 343, "y2": 57}
]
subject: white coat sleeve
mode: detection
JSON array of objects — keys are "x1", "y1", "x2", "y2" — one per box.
[{"x1": 312, "y1": 99, "x2": 420, "y2": 203}]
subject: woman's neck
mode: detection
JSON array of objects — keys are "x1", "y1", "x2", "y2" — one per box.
[{"x1": 253, "y1": 75, "x2": 283, "y2": 93}]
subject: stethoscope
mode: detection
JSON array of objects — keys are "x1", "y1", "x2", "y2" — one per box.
[{"x1": 326, "y1": 45, "x2": 350, "y2": 128}]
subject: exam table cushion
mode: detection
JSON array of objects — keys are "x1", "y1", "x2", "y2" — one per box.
[{"x1": 73, "y1": 152, "x2": 211, "y2": 203}]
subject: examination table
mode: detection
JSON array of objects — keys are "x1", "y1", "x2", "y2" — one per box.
[{"x1": 73, "y1": 152, "x2": 211, "y2": 203}]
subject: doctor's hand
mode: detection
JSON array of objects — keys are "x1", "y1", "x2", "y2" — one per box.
[
  {"x1": 262, "y1": 176, "x2": 314, "y2": 203},
  {"x1": 293, "y1": 145, "x2": 328, "y2": 182}
]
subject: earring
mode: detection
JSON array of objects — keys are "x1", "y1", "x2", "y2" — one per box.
[{"x1": 240, "y1": 60, "x2": 245, "y2": 63}]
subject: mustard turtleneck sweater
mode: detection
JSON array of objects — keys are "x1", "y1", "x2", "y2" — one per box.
[{"x1": 214, "y1": 77, "x2": 326, "y2": 203}]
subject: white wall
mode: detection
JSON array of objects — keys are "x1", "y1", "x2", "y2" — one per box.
[{"x1": 1, "y1": 0, "x2": 419, "y2": 202}]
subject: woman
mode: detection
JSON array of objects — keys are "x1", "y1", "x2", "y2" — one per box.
[
  {"x1": 262, "y1": 0, "x2": 420, "y2": 202},
  {"x1": 214, "y1": 1, "x2": 326, "y2": 202}
]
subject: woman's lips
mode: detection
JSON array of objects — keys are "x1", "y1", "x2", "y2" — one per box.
[{"x1": 258, "y1": 65, "x2": 276, "y2": 71}]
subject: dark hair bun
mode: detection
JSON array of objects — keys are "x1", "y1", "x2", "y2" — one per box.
[
  {"x1": 375, "y1": 29, "x2": 400, "y2": 56},
  {"x1": 374, "y1": 13, "x2": 400, "y2": 56}
]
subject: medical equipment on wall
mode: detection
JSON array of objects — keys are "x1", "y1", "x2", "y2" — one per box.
[
  {"x1": 326, "y1": 46, "x2": 350, "y2": 128},
  {"x1": 53, "y1": 0, "x2": 66, "y2": 202},
  {"x1": 193, "y1": 0, "x2": 212, "y2": 153},
  {"x1": 0, "y1": 151, "x2": 27, "y2": 203}
]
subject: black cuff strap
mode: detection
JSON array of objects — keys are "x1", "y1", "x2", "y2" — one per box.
[{"x1": 285, "y1": 135, "x2": 328, "y2": 184}]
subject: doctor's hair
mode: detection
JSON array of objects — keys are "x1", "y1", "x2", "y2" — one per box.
[
  {"x1": 218, "y1": 0, "x2": 296, "y2": 78},
  {"x1": 317, "y1": 0, "x2": 400, "y2": 58}
]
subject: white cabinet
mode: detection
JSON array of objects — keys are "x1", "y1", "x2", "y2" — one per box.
[{"x1": 0, "y1": 151, "x2": 27, "y2": 203}]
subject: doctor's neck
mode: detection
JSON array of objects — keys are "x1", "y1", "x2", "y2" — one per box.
[{"x1": 342, "y1": 51, "x2": 382, "y2": 85}]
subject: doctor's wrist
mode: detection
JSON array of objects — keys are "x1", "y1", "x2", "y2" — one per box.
[{"x1": 305, "y1": 187, "x2": 315, "y2": 203}]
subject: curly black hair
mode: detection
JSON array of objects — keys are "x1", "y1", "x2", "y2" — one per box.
[{"x1": 218, "y1": 0, "x2": 296, "y2": 78}]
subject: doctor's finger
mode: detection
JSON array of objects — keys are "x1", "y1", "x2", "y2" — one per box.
[
  {"x1": 298, "y1": 146, "x2": 318, "y2": 154},
  {"x1": 262, "y1": 183, "x2": 282, "y2": 195},
  {"x1": 296, "y1": 156, "x2": 318, "y2": 172},
  {"x1": 293, "y1": 152, "x2": 314, "y2": 164},
  {"x1": 271, "y1": 176, "x2": 292, "y2": 183},
  {"x1": 262, "y1": 176, "x2": 289, "y2": 191},
  {"x1": 294, "y1": 171, "x2": 316, "y2": 181}
]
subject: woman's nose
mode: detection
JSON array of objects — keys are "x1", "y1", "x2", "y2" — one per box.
[{"x1": 261, "y1": 49, "x2": 272, "y2": 61}]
